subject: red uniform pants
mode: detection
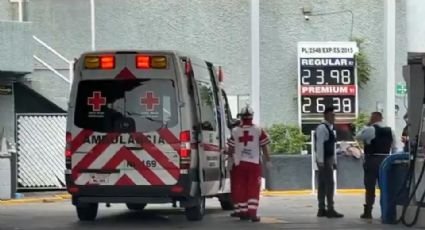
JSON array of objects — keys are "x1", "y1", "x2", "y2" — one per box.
[
  {"x1": 233, "y1": 161, "x2": 261, "y2": 218},
  {"x1": 230, "y1": 165, "x2": 239, "y2": 211}
]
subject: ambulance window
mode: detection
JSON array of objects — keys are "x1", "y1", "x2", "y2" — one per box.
[
  {"x1": 221, "y1": 90, "x2": 233, "y2": 128},
  {"x1": 74, "y1": 79, "x2": 178, "y2": 133},
  {"x1": 196, "y1": 80, "x2": 217, "y2": 131}
]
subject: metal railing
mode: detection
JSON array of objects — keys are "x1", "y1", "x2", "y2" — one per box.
[{"x1": 32, "y1": 36, "x2": 73, "y2": 86}]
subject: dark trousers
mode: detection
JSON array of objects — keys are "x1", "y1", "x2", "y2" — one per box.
[
  {"x1": 318, "y1": 156, "x2": 335, "y2": 210},
  {"x1": 364, "y1": 155, "x2": 387, "y2": 207}
]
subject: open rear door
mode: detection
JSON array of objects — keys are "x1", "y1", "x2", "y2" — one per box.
[{"x1": 188, "y1": 60, "x2": 222, "y2": 196}]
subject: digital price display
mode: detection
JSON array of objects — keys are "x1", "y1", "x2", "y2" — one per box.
[{"x1": 298, "y1": 42, "x2": 358, "y2": 138}]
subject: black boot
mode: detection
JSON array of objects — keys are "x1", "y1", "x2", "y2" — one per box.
[
  {"x1": 327, "y1": 209, "x2": 344, "y2": 218},
  {"x1": 317, "y1": 209, "x2": 327, "y2": 217},
  {"x1": 250, "y1": 216, "x2": 261, "y2": 222},
  {"x1": 239, "y1": 213, "x2": 250, "y2": 221},
  {"x1": 360, "y1": 205, "x2": 372, "y2": 219}
]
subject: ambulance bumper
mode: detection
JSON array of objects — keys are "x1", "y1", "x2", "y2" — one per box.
[
  {"x1": 76, "y1": 196, "x2": 173, "y2": 204},
  {"x1": 66, "y1": 169, "x2": 199, "y2": 205}
]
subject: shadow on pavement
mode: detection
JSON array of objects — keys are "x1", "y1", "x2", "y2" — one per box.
[{"x1": 73, "y1": 207, "x2": 227, "y2": 228}]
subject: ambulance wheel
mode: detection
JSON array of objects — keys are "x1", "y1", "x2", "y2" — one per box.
[
  {"x1": 185, "y1": 196, "x2": 205, "y2": 221},
  {"x1": 219, "y1": 194, "x2": 234, "y2": 210},
  {"x1": 126, "y1": 203, "x2": 147, "y2": 211},
  {"x1": 76, "y1": 203, "x2": 98, "y2": 221}
]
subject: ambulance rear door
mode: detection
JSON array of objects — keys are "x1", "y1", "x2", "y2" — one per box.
[
  {"x1": 69, "y1": 52, "x2": 181, "y2": 188},
  {"x1": 190, "y1": 60, "x2": 222, "y2": 196}
]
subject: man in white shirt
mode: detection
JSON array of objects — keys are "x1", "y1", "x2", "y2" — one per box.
[
  {"x1": 356, "y1": 111, "x2": 396, "y2": 219},
  {"x1": 315, "y1": 107, "x2": 344, "y2": 218}
]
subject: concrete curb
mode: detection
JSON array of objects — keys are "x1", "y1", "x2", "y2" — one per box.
[
  {"x1": 56, "y1": 194, "x2": 72, "y2": 199},
  {"x1": 261, "y1": 189, "x2": 381, "y2": 196},
  {"x1": 261, "y1": 190, "x2": 313, "y2": 196},
  {"x1": 0, "y1": 194, "x2": 70, "y2": 205}
]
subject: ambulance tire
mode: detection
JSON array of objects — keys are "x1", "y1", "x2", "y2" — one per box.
[
  {"x1": 219, "y1": 194, "x2": 234, "y2": 210},
  {"x1": 76, "y1": 203, "x2": 98, "y2": 221},
  {"x1": 185, "y1": 196, "x2": 205, "y2": 221},
  {"x1": 126, "y1": 203, "x2": 147, "y2": 211}
]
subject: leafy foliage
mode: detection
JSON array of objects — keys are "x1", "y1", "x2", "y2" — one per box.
[
  {"x1": 267, "y1": 123, "x2": 308, "y2": 154},
  {"x1": 352, "y1": 37, "x2": 373, "y2": 88},
  {"x1": 353, "y1": 112, "x2": 369, "y2": 131}
]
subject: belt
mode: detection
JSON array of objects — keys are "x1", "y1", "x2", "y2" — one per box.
[{"x1": 365, "y1": 153, "x2": 389, "y2": 157}]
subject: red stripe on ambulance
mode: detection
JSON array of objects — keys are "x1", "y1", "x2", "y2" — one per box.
[
  {"x1": 115, "y1": 67, "x2": 137, "y2": 79},
  {"x1": 102, "y1": 146, "x2": 164, "y2": 185},
  {"x1": 115, "y1": 174, "x2": 136, "y2": 186},
  {"x1": 72, "y1": 132, "x2": 120, "y2": 180},
  {"x1": 158, "y1": 128, "x2": 180, "y2": 152},
  {"x1": 202, "y1": 143, "x2": 220, "y2": 152},
  {"x1": 132, "y1": 132, "x2": 180, "y2": 180},
  {"x1": 71, "y1": 129, "x2": 94, "y2": 154}
]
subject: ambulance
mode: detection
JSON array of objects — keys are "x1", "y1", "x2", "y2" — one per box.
[{"x1": 65, "y1": 50, "x2": 237, "y2": 221}]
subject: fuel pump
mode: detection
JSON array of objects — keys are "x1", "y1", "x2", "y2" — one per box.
[{"x1": 397, "y1": 57, "x2": 425, "y2": 227}]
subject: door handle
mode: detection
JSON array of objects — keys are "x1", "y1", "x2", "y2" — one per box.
[
  {"x1": 126, "y1": 146, "x2": 144, "y2": 150},
  {"x1": 79, "y1": 169, "x2": 120, "y2": 173}
]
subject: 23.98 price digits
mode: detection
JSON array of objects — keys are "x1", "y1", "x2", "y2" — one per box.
[
  {"x1": 302, "y1": 96, "x2": 354, "y2": 114},
  {"x1": 301, "y1": 68, "x2": 353, "y2": 85}
]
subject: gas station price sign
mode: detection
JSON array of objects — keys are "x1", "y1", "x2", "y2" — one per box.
[{"x1": 298, "y1": 42, "x2": 358, "y2": 135}]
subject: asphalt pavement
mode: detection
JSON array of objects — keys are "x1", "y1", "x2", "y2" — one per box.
[{"x1": 0, "y1": 194, "x2": 417, "y2": 230}]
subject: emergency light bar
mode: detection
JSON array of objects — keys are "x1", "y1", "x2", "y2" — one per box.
[
  {"x1": 84, "y1": 55, "x2": 115, "y2": 69},
  {"x1": 84, "y1": 55, "x2": 166, "y2": 70},
  {"x1": 136, "y1": 55, "x2": 167, "y2": 69}
]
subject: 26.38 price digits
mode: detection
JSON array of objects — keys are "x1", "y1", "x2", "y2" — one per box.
[{"x1": 302, "y1": 96, "x2": 354, "y2": 114}]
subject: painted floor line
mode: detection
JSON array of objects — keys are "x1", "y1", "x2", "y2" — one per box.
[{"x1": 0, "y1": 189, "x2": 375, "y2": 204}]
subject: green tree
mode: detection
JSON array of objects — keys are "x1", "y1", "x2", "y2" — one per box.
[
  {"x1": 353, "y1": 112, "x2": 369, "y2": 131},
  {"x1": 352, "y1": 37, "x2": 374, "y2": 88}
]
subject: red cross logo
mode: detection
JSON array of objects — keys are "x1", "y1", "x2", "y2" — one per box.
[
  {"x1": 140, "y1": 91, "x2": 160, "y2": 112},
  {"x1": 87, "y1": 91, "x2": 106, "y2": 112},
  {"x1": 239, "y1": 131, "x2": 253, "y2": 146}
]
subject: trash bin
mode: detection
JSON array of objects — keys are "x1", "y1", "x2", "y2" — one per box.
[
  {"x1": 379, "y1": 153, "x2": 410, "y2": 224},
  {"x1": 0, "y1": 137, "x2": 12, "y2": 199}
]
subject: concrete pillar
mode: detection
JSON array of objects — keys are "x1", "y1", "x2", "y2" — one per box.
[
  {"x1": 250, "y1": 0, "x2": 260, "y2": 125},
  {"x1": 384, "y1": 0, "x2": 396, "y2": 129},
  {"x1": 90, "y1": 0, "x2": 96, "y2": 51}
]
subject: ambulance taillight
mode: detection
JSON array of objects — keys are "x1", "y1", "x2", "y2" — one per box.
[
  {"x1": 68, "y1": 186, "x2": 79, "y2": 194},
  {"x1": 218, "y1": 66, "x2": 224, "y2": 82},
  {"x1": 171, "y1": 185, "x2": 184, "y2": 193},
  {"x1": 179, "y1": 130, "x2": 191, "y2": 169},
  {"x1": 185, "y1": 59, "x2": 192, "y2": 76},
  {"x1": 65, "y1": 132, "x2": 72, "y2": 157},
  {"x1": 65, "y1": 132, "x2": 72, "y2": 169}
]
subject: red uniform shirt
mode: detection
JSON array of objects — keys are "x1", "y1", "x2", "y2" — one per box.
[{"x1": 228, "y1": 124, "x2": 269, "y2": 165}]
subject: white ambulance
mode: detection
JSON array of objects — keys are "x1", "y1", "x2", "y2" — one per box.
[{"x1": 65, "y1": 51, "x2": 237, "y2": 221}]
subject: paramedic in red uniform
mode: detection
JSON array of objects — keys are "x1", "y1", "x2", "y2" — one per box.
[{"x1": 227, "y1": 106, "x2": 271, "y2": 222}]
